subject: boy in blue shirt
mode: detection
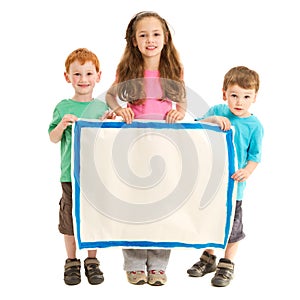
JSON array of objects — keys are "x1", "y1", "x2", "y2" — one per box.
[{"x1": 187, "y1": 66, "x2": 264, "y2": 287}]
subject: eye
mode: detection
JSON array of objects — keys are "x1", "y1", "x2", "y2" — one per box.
[
  {"x1": 154, "y1": 32, "x2": 161, "y2": 37},
  {"x1": 74, "y1": 73, "x2": 81, "y2": 77},
  {"x1": 87, "y1": 72, "x2": 94, "y2": 76},
  {"x1": 231, "y1": 93, "x2": 237, "y2": 98}
]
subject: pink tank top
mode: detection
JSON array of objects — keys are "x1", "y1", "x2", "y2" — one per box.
[{"x1": 127, "y1": 70, "x2": 172, "y2": 120}]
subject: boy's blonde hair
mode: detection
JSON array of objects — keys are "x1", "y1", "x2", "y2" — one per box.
[
  {"x1": 65, "y1": 48, "x2": 100, "y2": 73},
  {"x1": 223, "y1": 66, "x2": 259, "y2": 92}
]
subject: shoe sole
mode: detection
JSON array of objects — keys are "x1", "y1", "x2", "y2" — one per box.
[
  {"x1": 211, "y1": 281, "x2": 230, "y2": 287},
  {"x1": 129, "y1": 279, "x2": 147, "y2": 285},
  {"x1": 187, "y1": 269, "x2": 205, "y2": 277},
  {"x1": 187, "y1": 268, "x2": 216, "y2": 277},
  {"x1": 64, "y1": 279, "x2": 81, "y2": 285},
  {"x1": 148, "y1": 281, "x2": 165, "y2": 286},
  {"x1": 87, "y1": 277, "x2": 104, "y2": 285}
]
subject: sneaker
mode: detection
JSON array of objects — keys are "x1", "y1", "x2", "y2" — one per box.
[
  {"x1": 187, "y1": 251, "x2": 217, "y2": 277},
  {"x1": 84, "y1": 258, "x2": 104, "y2": 285},
  {"x1": 64, "y1": 258, "x2": 81, "y2": 285},
  {"x1": 147, "y1": 270, "x2": 167, "y2": 286},
  {"x1": 126, "y1": 271, "x2": 147, "y2": 285},
  {"x1": 211, "y1": 258, "x2": 234, "y2": 287}
]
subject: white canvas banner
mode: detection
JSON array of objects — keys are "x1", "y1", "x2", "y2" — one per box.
[{"x1": 72, "y1": 120, "x2": 237, "y2": 250}]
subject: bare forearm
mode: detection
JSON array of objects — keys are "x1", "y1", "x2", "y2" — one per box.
[
  {"x1": 244, "y1": 161, "x2": 259, "y2": 175},
  {"x1": 49, "y1": 123, "x2": 64, "y2": 143},
  {"x1": 201, "y1": 116, "x2": 216, "y2": 123},
  {"x1": 49, "y1": 114, "x2": 77, "y2": 143},
  {"x1": 106, "y1": 87, "x2": 121, "y2": 111},
  {"x1": 200, "y1": 116, "x2": 231, "y2": 131},
  {"x1": 106, "y1": 95, "x2": 121, "y2": 111},
  {"x1": 231, "y1": 160, "x2": 259, "y2": 182},
  {"x1": 176, "y1": 101, "x2": 186, "y2": 115}
]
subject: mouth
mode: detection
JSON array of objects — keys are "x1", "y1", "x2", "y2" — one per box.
[{"x1": 146, "y1": 46, "x2": 156, "y2": 50}]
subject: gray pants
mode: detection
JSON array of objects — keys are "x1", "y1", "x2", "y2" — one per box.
[{"x1": 123, "y1": 249, "x2": 171, "y2": 271}]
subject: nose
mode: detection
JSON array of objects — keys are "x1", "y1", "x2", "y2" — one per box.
[
  {"x1": 79, "y1": 74, "x2": 87, "y2": 82},
  {"x1": 146, "y1": 35, "x2": 154, "y2": 43},
  {"x1": 236, "y1": 97, "x2": 243, "y2": 105}
]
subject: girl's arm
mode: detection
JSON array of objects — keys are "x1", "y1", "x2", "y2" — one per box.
[
  {"x1": 165, "y1": 101, "x2": 186, "y2": 123},
  {"x1": 176, "y1": 101, "x2": 186, "y2": 115},
  {"x1": 105, "y1": 85, "x2": 134, "y2": 124},
  {"x1": 105, "y1": 85, "x2": 120, "y2": 111}
]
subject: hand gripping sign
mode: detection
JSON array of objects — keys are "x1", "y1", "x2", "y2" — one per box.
[{"x1": 72, "y1": 119, "x2": 237, "y2": 250}]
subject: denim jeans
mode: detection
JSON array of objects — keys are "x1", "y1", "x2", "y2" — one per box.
[{"x1": 123, "y1": 249, "x2": 171, "y2": 271}]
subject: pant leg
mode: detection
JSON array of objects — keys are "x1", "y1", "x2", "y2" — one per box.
[
  {"x1": 122, "y1": 249, "x2": 148, "y2": 271},
  {"x1": 146, "y1": 249, "x2": 171, "y2": 271}
]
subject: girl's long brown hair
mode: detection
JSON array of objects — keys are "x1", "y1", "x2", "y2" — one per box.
[{"x1": 114, "y1": 11, "x2": 186, "y2": 104}]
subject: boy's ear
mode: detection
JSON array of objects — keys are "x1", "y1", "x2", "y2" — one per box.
[
  {"x1": 252, "y1": 93, "x2": 257, "y2": 103},
  {"x1": 96, "y1": 71, "x2": 102, "y2": 83},
  {"x1": 222, "y1": 89, "x2": 227, "y2": 101},
  {"x1": 64, "y1": 72, "x2": 71, "y2": 83}
]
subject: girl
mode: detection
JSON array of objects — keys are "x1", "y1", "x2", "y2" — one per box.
[{"x1": 106, "y1": 11, "x2": 186, "y2": 285}]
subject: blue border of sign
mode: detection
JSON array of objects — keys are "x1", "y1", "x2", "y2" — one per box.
[{"x1": 73, "y1": 120, "x2": 236, "y2": 249}]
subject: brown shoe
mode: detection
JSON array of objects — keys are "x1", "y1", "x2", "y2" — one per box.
[
  {"x1": 84, "y1": 258, "x2": 104, "y2": 285},
  {"x1": 64, "y1": 258, "x2": 81, "y2": 285},
  {"x1": 211, "y1": 258, "x2": 234, "y2": 287},
  {"x1": 187, "y1": 251, "x2": 217, "y2": 277}
]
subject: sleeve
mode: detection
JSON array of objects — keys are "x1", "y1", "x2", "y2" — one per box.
[
  {"x1": 247, "y1": 124, "x2": 264, "y2": 163},
  {"x1": 48, "y1": 107, "x2": 62, "y2": 134},
  {"x1": 194, "y1": 106, "x2": 216, "y2": 121}
]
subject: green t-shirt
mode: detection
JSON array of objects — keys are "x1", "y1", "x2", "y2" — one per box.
[{"x1": 48, "y1": 98, "x2": 108, "y2": 182}]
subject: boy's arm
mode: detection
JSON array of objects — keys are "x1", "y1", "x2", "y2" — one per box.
[
  {"x1": 231, "y1": 161, "x2": 259, "y2": 182},
  {"x1": 49, "y1": 114, "x2": 77, "y2": 143},
  {"x1": 200, "y1": 116, "x2": 231, "y2": 131}
]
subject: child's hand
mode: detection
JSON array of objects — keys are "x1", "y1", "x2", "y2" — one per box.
[
  {"x1": 166, "y1": 109, "x2": 185, "y2": 123},
  {"x1": 213, "y1": 116, "x2": 231, "y2": 131},
  {"x1": 231, "y1": 169, "x2": 251, "y2": 182},
  {"x1": 100, "y1": 111, "x2": 116, "y2": 121},
  {"x1": 60, "y1": 114, "x2": 78, "y2": 129},
  {"x1": 115, "y1": 107, "x2": 134, "y2": 124}
]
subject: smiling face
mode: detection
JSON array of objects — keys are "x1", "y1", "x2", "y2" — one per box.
[
  {"x1": 223, "y1": 84, "x2": 257, "y2": 118},
  {"x1": 133, "y1": 16, "x2": 166, "y2": 60},
  {"x1": 64, "y1": 60, "x2": 101, "y2": 100}
]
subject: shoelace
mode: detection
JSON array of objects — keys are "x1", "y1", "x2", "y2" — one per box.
[{"x1": 149, "y1": 270, "x2": 165, "y2": 275}]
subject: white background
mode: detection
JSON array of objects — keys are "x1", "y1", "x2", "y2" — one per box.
[{"x1": 1, "y1": 0, "x2": 299, "y2": 299}]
